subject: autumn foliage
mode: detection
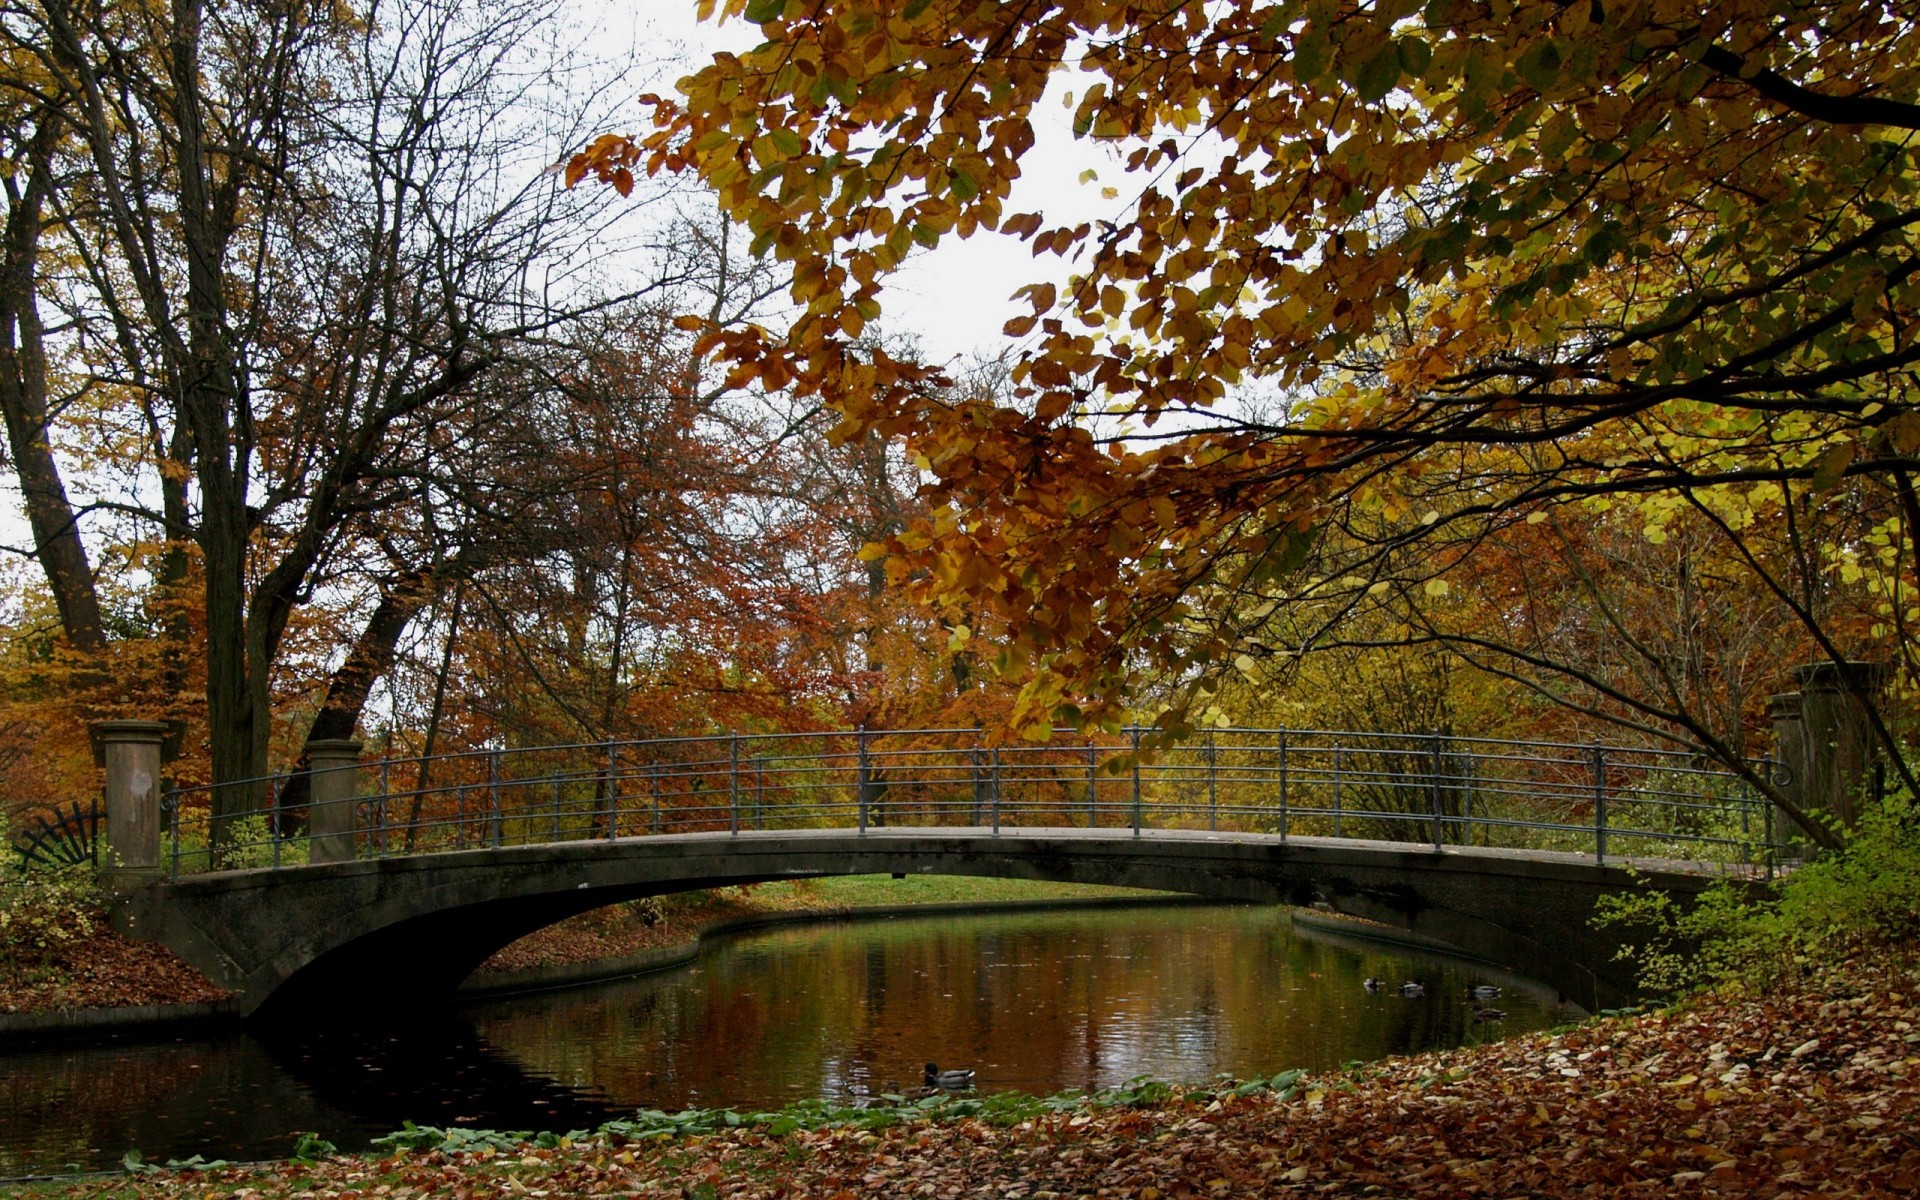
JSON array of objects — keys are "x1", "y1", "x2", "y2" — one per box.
[{"x1": 567, "y1": 0, "x2": 1920, "y2": 821}]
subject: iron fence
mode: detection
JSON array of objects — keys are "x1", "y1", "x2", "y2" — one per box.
[{"x1": 156, "y1": 727, "x2": 1778, "y2": 878}]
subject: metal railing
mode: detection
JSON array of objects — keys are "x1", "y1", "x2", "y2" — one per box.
[{"x1": 157, "y1": 727, "x2": 1779, "y2": 879}]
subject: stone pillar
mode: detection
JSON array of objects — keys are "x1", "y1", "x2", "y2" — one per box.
[
  {"x1": 92, "y1": 719, "x2": 168, "y2": 889},
  {"x1": 306, "y1": 739, "x2": 365, "y2": 866},
  {"x1": 1792, "y1": 661, "x2": 1889, "y2": 830}
]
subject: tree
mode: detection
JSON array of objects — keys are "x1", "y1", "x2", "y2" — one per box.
[
  {"x1": 1, "y1": 0, "x2": 677, "y2": 840},
  {"x1": 576, "y1": 0, "x2": 1920, "y2": 843}
]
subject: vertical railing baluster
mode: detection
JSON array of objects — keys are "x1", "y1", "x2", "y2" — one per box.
[
  {"x1": 651, "y1": 762, "x2": 662, "y2": 834},
  {"x1": 753, "y1": 755, "x2": 765, "y2": 830},
  {"x1": 857, "y1": 726, "x2": 869, "y2": 834},
  {"x1": 551, "y1": 774, "x2": 563, "y2": 842},
  {"x1": 379, "y1": 756, "x2": 391, "y2": 857},
  {"x1": 1276, "y1": 728, "x2": 1289, "y2": 842},
  {"x1": 606, "y1": 741, "x2": 618, "y2": 841},
  {"x1": 1130, "y1": 726, "x2": 1143, "y2": 837},
  {"x1": 489, "y1": 749, "x2": 503, "y2": 848},
  {"x1": 1593, "y1": 746, "x2": 1608, "y2": 864},
  {"x1": 729, "y1": 730, "x2": 740, "y2": 835},
  {"x1": 271, "y1": 773, "x2": 283, "y2": 869},
  {"x1": 1462, "y1": 754, "x2": 1474, "y2": 847},
  {"x1": 456, "y1": 781, "x2": 468, "y2": 850},
  {"x1": 1086, "y1": 739, "x2": 1097, "y2": 828},
  {"x1": 1206, "y1": 731, "x2": 1217, "y2": 832},
  {"x1": 1332, "y1": 744, "x2": 1343, "y2": 837},
  {"x1": 991, "y1": 744, "x2": 1002, "y2": 835},
  {"x1": 1430, "y1": 735, "x2": 1444, "y2": 850}
]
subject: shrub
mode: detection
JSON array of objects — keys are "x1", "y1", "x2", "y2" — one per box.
[
  {"x1": 0, "y1": 859, "x2": 104, "y2": 982},
  {"x1": 1598, "y1": 792, "x2": 1920, "y2": 995}
]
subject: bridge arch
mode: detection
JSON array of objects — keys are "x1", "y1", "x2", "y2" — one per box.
[{"x1": 126, "y1": 827, "x2": 1713, "y2": 1022}]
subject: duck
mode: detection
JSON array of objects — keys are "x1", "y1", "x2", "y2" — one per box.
[
  {"x1": 1362, "y1": 977, "x2": 1382, "y2": 992},
  {"x1": 1398, "y1": 981, "x2": 1426, "y2": 997},
  {"x1": 1467, "y1": 984, "x2": 1503, "y2": 1000},
  {"x1": 1472, "y1": 1007, "x2": 1508, "y2": 1022},
  {"x1": 925, "y1": 1062, "x2": 976, "y2": 1089}
]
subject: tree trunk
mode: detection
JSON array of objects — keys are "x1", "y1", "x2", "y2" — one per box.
[{"x1": 0, "y1": 122, "x2": 107, "y2": 654}]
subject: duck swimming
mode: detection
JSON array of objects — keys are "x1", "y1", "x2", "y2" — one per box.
[
  {"x1": 926, "y1": 1063, "x2": 976, "y2": 1089},
  {"x1": 1467, "y1": 984, "x2": 1503, "y2": 999},
  {"x1": 1362, "y1": 977, "x2": 1382, "y2": 992},
  {"x1": 1472, "y1": 1007, "x2": 1507, "y2": 1022},
  {"x1": 1399, "y1": 981, "x2": 1426, "y2": 997}
]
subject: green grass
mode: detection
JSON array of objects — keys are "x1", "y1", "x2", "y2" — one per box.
[{"x1": 729, "y1": 874, "x2": 1178, "y2": 911}]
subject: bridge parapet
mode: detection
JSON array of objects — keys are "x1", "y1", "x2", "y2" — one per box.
[{"x1": 140, "y1": 726, "x2": 1781, "y2": 881}]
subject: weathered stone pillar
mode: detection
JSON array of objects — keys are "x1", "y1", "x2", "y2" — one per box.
[
  {"x1": 92, "y1": 719, "x2": 168, "y2": 889},
  {"x1": 1793, "y1": 661, "x2": 1889, "y2": 830},
  {"x1": 306, "y1": 739, "x2": 365, "y2": 865},
  {"x1": 1766, "y1": 691, "x2": 1808, "y2": 836}
]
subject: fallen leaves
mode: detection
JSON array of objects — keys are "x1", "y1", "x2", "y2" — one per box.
[{"x1": 46, "y1": 954, "x2": 1920, "y2": 1198}]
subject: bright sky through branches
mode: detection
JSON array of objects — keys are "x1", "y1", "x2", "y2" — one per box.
[{"x1": 644, "y1": 3, "x2": 1122, "y2": 365}]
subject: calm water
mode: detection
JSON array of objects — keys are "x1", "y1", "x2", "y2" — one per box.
[{"x1": 1, "y1": 904, "x2": 1566, "y2": 1176}]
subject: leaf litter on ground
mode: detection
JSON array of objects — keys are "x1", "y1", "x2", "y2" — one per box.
[{"x1": 33, "y1": 957, "x2": 1920, "y2": 1198}]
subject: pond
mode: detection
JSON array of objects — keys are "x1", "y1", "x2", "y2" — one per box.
[{"x1": 1, "y1": 902, "x2": 1569, "y2": 1176}]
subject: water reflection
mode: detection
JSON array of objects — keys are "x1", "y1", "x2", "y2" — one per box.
[{"x1": 0, "y1": 904, "x2": 1565, "y2": 1176}]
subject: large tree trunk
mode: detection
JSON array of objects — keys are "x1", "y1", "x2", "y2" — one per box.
[
  {"x1": 0, "y1": 120, "x2": 106, "y2": 654},
  {"x1": 276, "y1": 572, "x2": 434, "y2": 821}
]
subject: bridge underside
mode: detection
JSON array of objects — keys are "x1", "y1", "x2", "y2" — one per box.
[{"x1": 120, "y1": 828, "x2": 1711, "y2": 1022}]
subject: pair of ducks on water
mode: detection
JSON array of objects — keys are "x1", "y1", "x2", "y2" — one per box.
[
  {"x1": 1362, "y1": 977, "x2": 1508, "y2": 1021},
  {"x1": 865, "y1": 1063, "x2": 976, "y2": 1103}
]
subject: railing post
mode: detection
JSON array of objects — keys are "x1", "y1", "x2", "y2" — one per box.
[
  {"x1": 1276, "y1": 728, "x2": 1289, "y2": 842},
  {"x1": 378, "y1": 756, "x2": 392, "y2": 857},
  {"x1": 551, "y1": 775, "x2": 563, "y2": 842},
  {"x1": 991, "y1": 744, "x2": 1002, "y2": 835},
  {"x1": 1332, "y1": 744, "x2": 1343, "y2": 837},
  {"x1": 1086, "y1": 739, "x2": 1098, "y2": 828},
  {"x1": 651, "y1": 762, "x2": 662, "y2": 834},
  {"x1": 753, "y1": 755, "x2": 765, "y2": 830},
  {"x1": 1461, "y1": 754, "x2": 1474, "y2": 846},
  {"x1": 1593, "y1": 745, "x2": 1608, "y2": 864},
  {"x1": 857, "y1": 726, "x2": 869, "y2": 834},
  {"x1": 489, "y1": 749, "x2": 503, "y2": 848},
  {"x1": 1430, "y1": 735, "x2": 1444, "y2": 851},
  {"x1": 92, "y1": 720, "x2": 167, "y2": 890},
  {"x1": 606, "y1": 741, "x2": 618, "y2": 841},
  {"x1": 1206, "y1": 731, "x2": 1218, "y2": 832},
  {"x1": 729, "y1": 731, "x2": 740, "y2": 835},
  {"x1": 307, "y1": 739, "x2": 365, "y2": 865},
  {"x1": 1130, "y1": 726, "x2": 1143, "y2": 837},
  {"x1": 271, "y1": 773, "x2": 283, "y2": 869}
]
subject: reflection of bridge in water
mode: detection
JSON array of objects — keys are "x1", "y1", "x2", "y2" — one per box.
[{"x1": 106, "y1": 727, "x2": 1777, "y2": 1021}]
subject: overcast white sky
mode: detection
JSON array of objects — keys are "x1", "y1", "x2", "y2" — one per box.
[{"x1": 634, "y1": 4, "x2": 1120, "y2": 366}]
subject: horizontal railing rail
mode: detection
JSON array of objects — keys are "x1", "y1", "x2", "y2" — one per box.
[{"x1": 156, "y1": 727, "x2": 1780, "y2": 879}]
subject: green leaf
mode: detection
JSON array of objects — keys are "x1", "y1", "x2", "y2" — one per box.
[
  {"x1": 745, "y1": 0, "x2": 785, "y2": 22},
  {"x1": 949, "y1": 169, "x2": 978, "y2": 201},
  {"x1": 1291, "y1": 28, "x2": 1330, "y2": 83},
  {"x1": 903, "y1": 0, "x2": 934, "y2": 17},
  {"x1": 1517, "y1": 38, "x2": 1564, "y2": 93},
  {"x1": 1396, "y1": 36, "x2": 1433, "y2": 78},
  {"x1": 1355, "y1": 44, "x2": 1403, "y2": 103},
  {"x1": 768, "y1": 127, "x2": 804, "y2": 157}
]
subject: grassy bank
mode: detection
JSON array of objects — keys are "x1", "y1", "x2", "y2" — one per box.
[
  {"x1": 474, "y1": 875, "x2": 1178, "y2": 975},
  {"x1": 18, "y1": 953, "x2": 1917, "y2": 1197}
]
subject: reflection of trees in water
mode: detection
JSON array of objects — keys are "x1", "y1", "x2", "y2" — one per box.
[
  {"x1": 0, "y1": 1031, "x2": 361, "y2": 1175},
  {"x1": 256, "y1": 1015, "x2": 619, "y2": 1137},
  {"x1": 469, "y1": 906, "x2": 1555, "y2": 1110}
]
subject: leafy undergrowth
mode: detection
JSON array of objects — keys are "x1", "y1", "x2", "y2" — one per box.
[
  {"x1": 0, "y1": 865, "x2": 227, "y2": 1015},
  {"x1": 43, "y1": 957, "x2": 1920, "y2": 1198},
  {"x1": 477, "y1": 876, "x2": 1164, "y2": 975}
]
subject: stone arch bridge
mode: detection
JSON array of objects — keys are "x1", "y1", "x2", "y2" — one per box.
[{"x1": 91, "y1": 723, "x2": 1777, "y2": 1023}]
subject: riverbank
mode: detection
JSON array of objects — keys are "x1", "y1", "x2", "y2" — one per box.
[
  {"x1": 19, "y1": 953, "x2": 1917, "y2": 1197},
  {"x1": 0, "y1": 876, "x2": 1179, "y2": 1028}
]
